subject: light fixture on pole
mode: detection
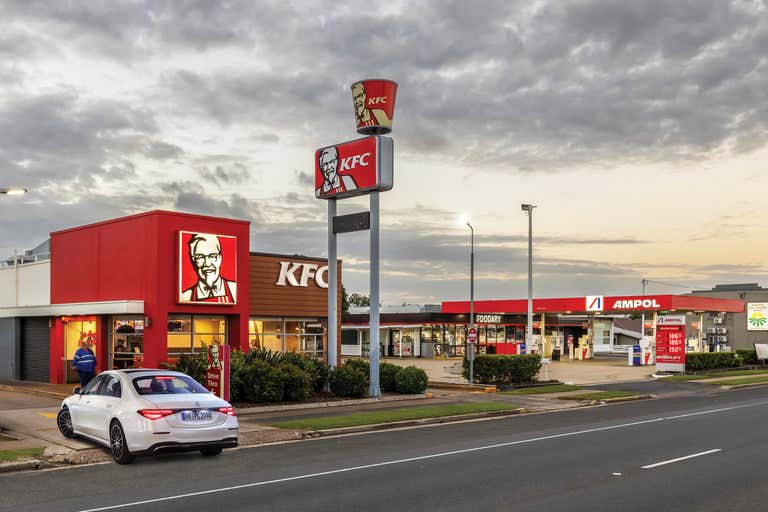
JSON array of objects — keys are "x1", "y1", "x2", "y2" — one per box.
[
  {"x1": 521, "y1": 204, "x2": 536, "y2": 354},
  {"x1": 0, "y1": 188, "x2": 27, "y2": 195},
  {"x1": 459, "y1": 215, "x2": 475, "y2": 384}
]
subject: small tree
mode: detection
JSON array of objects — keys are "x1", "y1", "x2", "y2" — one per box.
[{"x1": 349, "y1": 293, "x2": 371, "y2": 307}]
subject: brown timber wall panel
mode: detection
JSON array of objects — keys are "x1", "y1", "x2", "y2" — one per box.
[{"x1": 249, "y1": 255, "x2": 342, "y2": 318}]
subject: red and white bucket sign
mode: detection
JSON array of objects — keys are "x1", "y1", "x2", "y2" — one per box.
[
  {"x1": 206, "y1": 343, "x2": 230, "y2": 401},
  {"x1": 315, "y1": 136, "x2": 393, "y2": 199},
  {"x1": 351, "y1": 79, "x2": 398, "y2": 135}
]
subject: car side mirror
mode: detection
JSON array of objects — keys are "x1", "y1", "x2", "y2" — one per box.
[{"x1": 73, "y1": 387, "x2": 81, "y2": 395}]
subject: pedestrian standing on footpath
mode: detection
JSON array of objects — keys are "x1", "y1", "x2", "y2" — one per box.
[{"x1": 73, "y1": 340, "x2": 97, "y2": 387}]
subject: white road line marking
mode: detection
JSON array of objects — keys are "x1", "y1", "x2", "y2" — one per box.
[
  {"x1": 641, "y1": 449, "x2": 722, "y2": 469},
  {"x1": 77, "y1": 399, "x2": 768, "y2": 512}
]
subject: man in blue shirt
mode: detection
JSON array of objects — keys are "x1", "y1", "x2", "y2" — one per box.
[{"x1": 72, "y1": 342, "x2": 97, "y2": 387}]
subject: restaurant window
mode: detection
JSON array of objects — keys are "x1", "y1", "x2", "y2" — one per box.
[
  {"x1": 167, "y1": 314, "x2": 227, "y2": 357},
  {"x1": 249, "y1": 318, "x2": 325, "y2": 357}
]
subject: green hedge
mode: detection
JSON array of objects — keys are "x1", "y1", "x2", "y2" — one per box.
[
  {"x1": 379, "y1": 363, "x2": 402, "y2": 392},
  {"x1": 463, "y1": 355, "x2": 542, "y2": 385},
  {"x1": 736, "y1": 349, "x2": 759, "y2": 365},
  {"x1": 330, "y1": 364, "x2": 369, "y2": 398},
  {"x1": 395, "y1": 366, "x2": 428, "y2": 394},
  {"x1": 685, "y1": 352, "x2": 743, "y2": 372}
]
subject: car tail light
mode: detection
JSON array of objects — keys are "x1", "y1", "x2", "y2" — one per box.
[
  {"x1": 218, "y1": 407, "x2": 236, "y2": 416},
  {"x1": 138, "y1": 409, "x2": 175, "y2": 420}
]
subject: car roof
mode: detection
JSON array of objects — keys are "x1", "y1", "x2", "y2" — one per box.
[{"x1": 114, "y1": 369, "x2": 186, "y2": 377}]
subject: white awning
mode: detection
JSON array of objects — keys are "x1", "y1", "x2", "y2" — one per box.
[{"x1": 0, "y1": 300, "x2": 144, "y2": 318}]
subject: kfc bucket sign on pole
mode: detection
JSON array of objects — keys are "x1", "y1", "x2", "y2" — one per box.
[
  {"x1": 317, "y1": 79, "x2": 398, "y2": 399},
  {"x1": 352, "y1": 79, "x2": 398, "y2": 135}
]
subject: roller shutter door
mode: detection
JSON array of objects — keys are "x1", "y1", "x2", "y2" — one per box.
[{"x1": 21, "y1": 317, "x2": 50, "y2": 382}]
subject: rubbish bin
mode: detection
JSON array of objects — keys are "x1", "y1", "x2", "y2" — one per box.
[{"x1": 552, "y1": 349, "x2": 561, "y2": 361}]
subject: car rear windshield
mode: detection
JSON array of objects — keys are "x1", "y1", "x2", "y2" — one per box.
[{"x1": 132, "y1": 375, "x2": 210, "y2": 395}]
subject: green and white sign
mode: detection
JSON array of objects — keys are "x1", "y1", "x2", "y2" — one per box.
[{"x1": 747, "y1": 303, "x2": 768, "y2": 330}]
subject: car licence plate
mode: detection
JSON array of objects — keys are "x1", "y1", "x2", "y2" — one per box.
[{"x1": 181, "y1": 410, "x2": 212, "y2": 422}]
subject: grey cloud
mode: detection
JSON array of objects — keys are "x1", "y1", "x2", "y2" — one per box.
[{"x1": 197, "y1": 164, "x2": 252, "y2": 186}]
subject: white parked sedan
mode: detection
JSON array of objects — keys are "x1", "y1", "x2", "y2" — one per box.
[{"x1": 56, "y1": 369, "x2": 239, "y2": 464}]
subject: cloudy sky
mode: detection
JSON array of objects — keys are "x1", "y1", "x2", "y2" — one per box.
[{"x1": 1, "y1": 0, "x2": 767, "y2": 304}]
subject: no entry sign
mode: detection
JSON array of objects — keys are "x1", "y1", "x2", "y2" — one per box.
[{"x1": 468, "y1": 327, "x2": 478, "y2": 344}]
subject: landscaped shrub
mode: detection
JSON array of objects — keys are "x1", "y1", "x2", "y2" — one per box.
[
  {"x1": 250, "y1": 348, "x2": 285, "y2": 365},
  {"x1": 394, "y1": 366, "x2": 428, "y2": 394},
  {"x1": 241, "y1": 360, "x2": 285, "y2": 403},
  {"x1": 463, "y1": 355, "x2": 542, "y2": 385},
  {"x1": 329, "y1": 364, "x2": 369, "y2": 398},
  {"x1": 173, "y1": 351, "x2": 208, "y2": 384},
  {"x1": 279, "y1": 363, "x2": 313, "y2": 402},
  {"x1": 283, "y1": 352, "x2": 330, "y2": 392},
  {"x1": 343, "y1": 358, "x2": 370, "y2": 374},
  {"x1": 379, "y1": 363, "x2": 402, "y2": 392},
  {"x1": 736, "y1": 349, "x2": 759, "y2": 365},
  {"x1": 685, "y1": 352, "x2": 743, "y2": 372},
  {"x1": 229, "y1": 349, "x2": 248, "y2": 402}
]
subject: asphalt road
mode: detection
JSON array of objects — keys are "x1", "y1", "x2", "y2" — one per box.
[{"x1": 3, "y1": 387, "x2": 768, "y2": 512}]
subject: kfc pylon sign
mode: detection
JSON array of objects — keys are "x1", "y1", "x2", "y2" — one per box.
[
  {"x1": 315, "y1": 136, "x2": 393, "y2": 200},
  {"x1": 352, "y1": 79, "x2": 398, "y2": 135},
  {"x1": 275, "y1": 261, "x2": 329, "y2": 289}
]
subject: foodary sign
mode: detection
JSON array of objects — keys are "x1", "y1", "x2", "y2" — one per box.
[
  {"x1": 314, "y1": 136, "x2": 394, "y2": 200},
  {"x1": 656, "y1": 315, "x2": 686, "y2": 373},
  {"x1": 747, "y1": 303, "x2": 768, "y2": 331}
]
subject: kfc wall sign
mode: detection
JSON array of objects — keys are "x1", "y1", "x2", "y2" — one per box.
[
  {"x1": 351, "y1": 79, "x2": 398, "y2": 135},
  {"x1": 178, "y1": 231, "x2": 237, "y2": 305},
  {"x1": 275, "y1": 261, "x2": 329, "y2": 289},
  {"x1": 315, "y1": 136, "x2": 393, "y2": 200}
]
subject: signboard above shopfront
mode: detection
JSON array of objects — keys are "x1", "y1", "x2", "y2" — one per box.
[
  {"x1": 275, "y1": 261, "x2": 329, "y2": 289},
  {"x1": 178, "y1": 231, "x2": 237, "y2": 305}
]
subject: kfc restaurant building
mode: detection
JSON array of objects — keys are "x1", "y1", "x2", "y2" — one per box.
[{"x1": 0, "y1": 210, "x2": 341, "y2": 384}]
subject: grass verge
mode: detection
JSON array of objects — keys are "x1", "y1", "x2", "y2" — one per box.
[
  {"x1": 706, "y1": 376, "x2": 768, "y2": 386},
  {"x1": 501, "y1": 384, "x2": 582, "y2": 395},
  {"x1": 0, "y1": 448, "x2": 44, "y2": 463},
  {"x1": 559, "y1": 390, "x2": 639, "y2": 401},
  {"x1": 664, "y1": 369, "x2": 768, "y2": 382},
  {"x1": 271, "y1": 403, "x2": 519, "y2": 430}
]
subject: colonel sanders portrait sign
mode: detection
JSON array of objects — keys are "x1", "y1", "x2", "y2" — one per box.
[
  {"x1": 314, "y1": 136, "x2": 393, "y2": 200},
  {"x1": 178, "y1": 231, "x2": 238, "y2": 304}
]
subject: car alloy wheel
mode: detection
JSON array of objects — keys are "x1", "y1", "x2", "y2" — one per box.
[
  {"x1": 109, "y1": 422, "x2": 135, "y2": 464},
  {"x1": 56, "y1": 408, "x2": 75, "y2": 438}
]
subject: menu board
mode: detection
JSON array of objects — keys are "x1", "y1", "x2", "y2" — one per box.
[{"x1": 656, "y1": 315, "x2": 686, "y2": 372}]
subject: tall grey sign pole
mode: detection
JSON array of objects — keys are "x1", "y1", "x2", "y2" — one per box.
[
  {"x1": 327, "y1": 198, "x2": 338, "y2": 368},
  {"x1": 369, "y1": 191, "x2": 381, "y2": 397}
]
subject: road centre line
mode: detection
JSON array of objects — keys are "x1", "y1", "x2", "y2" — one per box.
[
  {"x1": 641, "y1": 449, "x2": 722, "y2": 469},
  {"x1": 78, "y1": 399, "x2": 768, "y2": 512}
]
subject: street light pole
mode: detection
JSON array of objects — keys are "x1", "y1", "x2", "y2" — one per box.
[
  {"x1": 521, "y1": 204, "x2": 536, "y2": 353},
  {"x1": 467, "y1": 220, "x2": 474, "y2": 384},
  {"x1": 641, "y1": 278, "x2": 648, "y2": 338}
]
